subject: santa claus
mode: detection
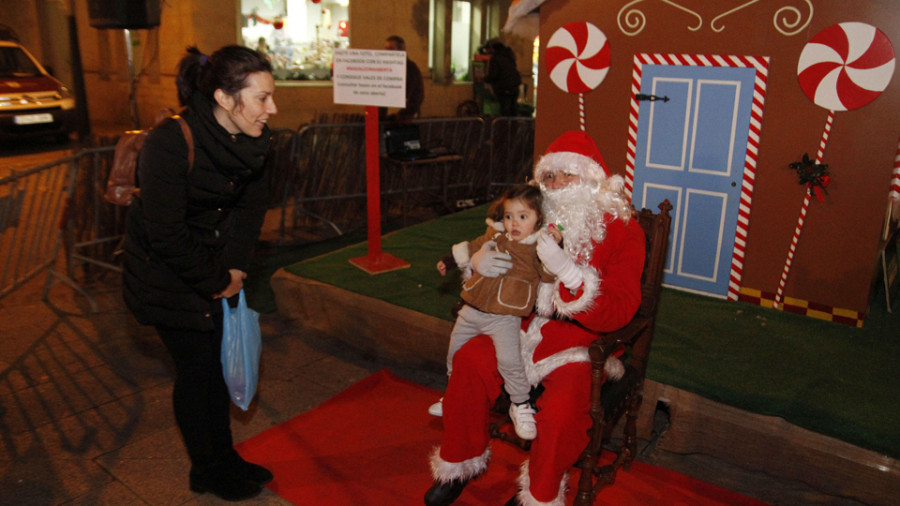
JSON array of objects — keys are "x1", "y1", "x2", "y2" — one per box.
[{"x1": 424, "y1": 131, "x2": 646, "y2": 506}]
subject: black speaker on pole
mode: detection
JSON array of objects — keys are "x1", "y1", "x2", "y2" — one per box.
[{"x1": 88, "y1": 0, "x2": 161, "y2": 29}]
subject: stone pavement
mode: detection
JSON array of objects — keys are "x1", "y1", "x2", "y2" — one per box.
[
  {"x1": 0, "y1": 258, "x2": 867, "y2": 505},
  {"x1": 0, "y1": 267, "x2": 447, "y2": 505}
]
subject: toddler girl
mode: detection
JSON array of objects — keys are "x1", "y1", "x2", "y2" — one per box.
[{"x1": 432, "y1": 184, "x2": 560, "y2": 440}]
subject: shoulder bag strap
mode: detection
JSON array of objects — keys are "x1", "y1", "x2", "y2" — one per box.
[{"x1": 171, "y1": 115, "x2": 195, "y2": 174}]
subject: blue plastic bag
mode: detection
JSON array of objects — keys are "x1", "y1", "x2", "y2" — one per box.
[{"x1": 221, "y1": 289, "x2": 262, "y2": 411}]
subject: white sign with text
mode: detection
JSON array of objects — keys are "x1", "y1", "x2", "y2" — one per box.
[{"x1": 333, "y1": 49, "x2": 406, "y2": 108}]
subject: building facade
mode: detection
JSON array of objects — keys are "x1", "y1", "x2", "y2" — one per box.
[{"x1": 3, "y1": 0, "x2": 534, "y2": 131}]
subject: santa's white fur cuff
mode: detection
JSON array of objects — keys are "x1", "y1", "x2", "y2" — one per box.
[
  {"x1": 429, "y1": 446, "x2": 491, "y2": 483},
  {"x1": 514, "y1": 459, "x2": 568, "y2": 506}
]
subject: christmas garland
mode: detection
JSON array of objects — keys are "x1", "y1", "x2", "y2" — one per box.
[{"x1": 789, "y1": 153, "x2": 831, "y2": 202}]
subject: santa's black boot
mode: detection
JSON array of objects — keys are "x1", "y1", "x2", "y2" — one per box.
[{"x1": 424, "y1": 478, "x2": 469, "y2": 506}]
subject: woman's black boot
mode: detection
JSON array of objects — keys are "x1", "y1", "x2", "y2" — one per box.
[
  {"x1": 189, "y1": 461, "x2": 262, "y2": 501},
  {"x1": 224, "y1": 450, "x2": 274, "y2": 485}
]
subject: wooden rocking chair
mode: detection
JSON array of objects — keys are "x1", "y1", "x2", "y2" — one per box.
[{"x1": 489, "y1": 199, "x2": 673, "y2": 505}]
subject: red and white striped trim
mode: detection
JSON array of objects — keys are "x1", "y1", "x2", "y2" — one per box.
[
  {"x1": 773, "y1": 189, "x2": 810, "y2": 309},
  {"x1": 578, "y1": 94, "x2": 586, "y2": 131},
  {"x1": 890, "y1": 136, "x2": 900, "y2": 202},
  {"x1": 624, "y1": 53, "x2": 770, "y2": 301}
]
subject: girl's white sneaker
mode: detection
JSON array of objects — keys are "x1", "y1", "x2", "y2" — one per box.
[{"x1": 428, "y1": 398, "x2": 443, "y2": 417}]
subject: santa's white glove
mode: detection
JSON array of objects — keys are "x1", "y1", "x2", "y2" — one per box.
[
  {"x1": 471, "y1": 240, "x2": 513, "y2": 278},
  {"x1": 537, "y1": 232, "x2": 583, "y2": 290}
]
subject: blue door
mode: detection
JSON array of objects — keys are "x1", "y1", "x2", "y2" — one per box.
[{"x1": 631, "y1": 64, "x2": 757, "y2": 297}]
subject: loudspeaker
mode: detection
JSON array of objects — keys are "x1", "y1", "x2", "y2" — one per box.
[{"x1": 89, "y1": 0, "x2": 161, "y2": 29}]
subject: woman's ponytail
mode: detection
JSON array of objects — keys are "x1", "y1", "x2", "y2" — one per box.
[
  {"x1": 175, "y1": 46, "x2": 208, "y2": 106},
  {"x1": 175, "y1": 45, "x2": 272, "y2": 106}
]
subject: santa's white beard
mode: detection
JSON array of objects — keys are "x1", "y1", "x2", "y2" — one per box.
[{"x1": 542, "y1": 177, "x2": 632, "y2": 262}]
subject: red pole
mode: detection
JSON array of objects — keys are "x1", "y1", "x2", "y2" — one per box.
[
  {"x1": 365, "y1": 106, "x2": 382, "y2": 259},
  {"x1": 348, "y1": 107, "x2": 410, "y2": 274}
]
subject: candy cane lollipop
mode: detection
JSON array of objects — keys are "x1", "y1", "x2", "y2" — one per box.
[
  {"x1": 891, "y1": 137, "x2": 900, "y2": 203},
  {"x1": 546, "y1": 22, "x2": 610, "y2": 130},
  {"x1": 773, "y1": 22, "x2": 895, "y2": 308}
]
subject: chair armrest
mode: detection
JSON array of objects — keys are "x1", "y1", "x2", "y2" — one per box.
[{"x1": 589, "y1": 317, "x2": 650, "y2": 358}]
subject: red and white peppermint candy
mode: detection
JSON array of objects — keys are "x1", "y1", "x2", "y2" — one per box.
[
  {"x1": 546, "y1": 22, "x2": 610, "y2": 94},
  {"x1": 797, "y1": 22, "x2": 895, "y2": 111}
]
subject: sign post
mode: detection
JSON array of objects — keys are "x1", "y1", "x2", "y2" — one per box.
[{"x1": 333, "y1": 49, "x2": 411, "y2": 274}]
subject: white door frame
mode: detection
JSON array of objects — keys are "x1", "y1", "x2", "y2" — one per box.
[{"x1": 624, "y1": 53, "x2": 770, "y2": 301}]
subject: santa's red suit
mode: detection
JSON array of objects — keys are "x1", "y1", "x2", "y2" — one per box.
[
  {"x1": 428, "y1": 131, "x2": 646, "y2": 506},
  {"x1": 430, "y1": 216, "x2": 644, "y2": 505}
]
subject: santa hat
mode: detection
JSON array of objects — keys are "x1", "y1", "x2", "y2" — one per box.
[{"x1": 534, "y1": 131, "x2": 609, "y2": 184}]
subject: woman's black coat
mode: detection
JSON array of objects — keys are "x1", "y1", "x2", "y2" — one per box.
[{"x1": 122, "y1": 93, "x2": 270, "y2": 331}]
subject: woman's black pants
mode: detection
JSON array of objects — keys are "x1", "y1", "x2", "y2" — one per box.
[{"x1": 156, "y1": 319, "x2": 233, "y2": 469}]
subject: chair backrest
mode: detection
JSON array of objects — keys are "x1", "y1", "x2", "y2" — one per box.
[
  {"x1": 633, "y1": 200, "x2": 673, "y2": 318},
  {"x1": 575, "y1": 199, "x2": 673, "y2": 506},
  {"x1": 616, "y1": 199, "x2": 672, "y2": 379}
]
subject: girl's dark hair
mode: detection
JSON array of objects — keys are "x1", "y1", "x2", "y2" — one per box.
[
  {"x1": 176, "y1": 45, "x2": 273, "y2": 106},
  {"x1": 488, "y1": 184, "x2": 544, "y2": 228}
]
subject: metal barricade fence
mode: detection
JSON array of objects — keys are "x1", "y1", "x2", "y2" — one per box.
[
  {"x1": 65, "y1": 146, "x2": 124, "y2": 280},
  {"x1": 274, "y1": 117, "x2": 491, "y2": 243},
  {"x1": 487, "y1": 116, "x2": 536, "y2": 199},
  {"x1": 2, "y1": 117, "x2": 536, "y2": 303},
  {"x1": 271, "y1": 116, "x2": 535, "y2": 244},
  {"x1": 0, "y1": 151, "x2": 106, "y2": 310},
  {"x1": 273, "y1": 121, "x2": 367, "y2": 242},
  {"x1": 414, "y1": 116, "x2": 488, "y2": 204}
]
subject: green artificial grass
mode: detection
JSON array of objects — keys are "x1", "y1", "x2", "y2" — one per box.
[
  {"x1": 651, "y1": 289, "x2": 900, "y2": 461},
  {"x1": 282, "y1": 209, "x2": 480, "y2": 319},
  {"x1": 278, "y1": 205, "x2": 900, "y2": 460}
]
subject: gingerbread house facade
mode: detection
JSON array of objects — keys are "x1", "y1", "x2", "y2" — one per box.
[{"x1": 519, "y1": 0, "x2": 900, "y2": 324}]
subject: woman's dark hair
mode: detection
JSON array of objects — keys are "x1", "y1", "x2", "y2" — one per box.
[
  {"x1": 488, "y1": 183, "x2": 544, "y2": 228},
  {"x1": 175, "y1": 45, "x2": 273, "y2": 106}
]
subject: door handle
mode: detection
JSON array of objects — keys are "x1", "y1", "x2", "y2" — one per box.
[{"x1": 636, "y1": 94, "x2": 670, "y2": 102}]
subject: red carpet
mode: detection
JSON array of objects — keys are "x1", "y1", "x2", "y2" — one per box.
[{"x1": 236, "y1": 370, "x2": 766, "y2": 505}]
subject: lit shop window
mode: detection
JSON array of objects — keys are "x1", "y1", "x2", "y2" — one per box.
[
  {"x1": 241, "y1": 0, "x2": 349, "y2": 81},
  {"x1": 429, "y1": 0, "x2": 507, "y2": 83},
  {"x1": 450, "y1": 0, "x2": 472, "y2": 80}
]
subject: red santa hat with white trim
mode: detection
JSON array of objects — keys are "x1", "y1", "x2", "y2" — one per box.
[{"x1": 534, "y1": 130, "x2": 609, "y2": 184}]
